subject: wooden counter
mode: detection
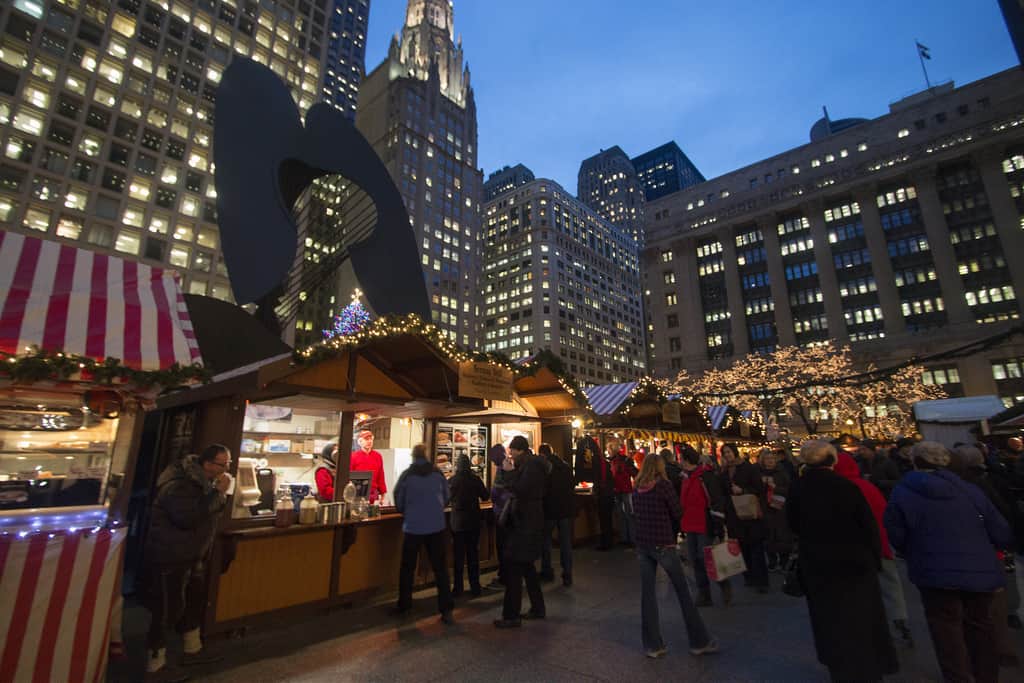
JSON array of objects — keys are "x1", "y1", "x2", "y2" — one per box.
[{"x1": 207, "y1": 505, "x2": 498, "y2": 634}]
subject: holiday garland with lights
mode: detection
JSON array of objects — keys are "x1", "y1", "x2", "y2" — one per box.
[{"x1": 0, "y1": 348, "x2": 209, "y2": 390}]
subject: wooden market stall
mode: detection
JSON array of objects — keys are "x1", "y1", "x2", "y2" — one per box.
[
  {"x1": 0, "y1": 230, "x2": 205, "y2": 682},
  {"x1": 150, "y1": 315, "x2": 528, "y2": 635}
]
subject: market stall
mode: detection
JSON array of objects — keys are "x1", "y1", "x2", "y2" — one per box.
[
  {"x1": 150, "y1": 315, "x2": 526, "y2": 634},
  {"x1": 0, "y1": 231, "x2": 204, "y2": 682}
]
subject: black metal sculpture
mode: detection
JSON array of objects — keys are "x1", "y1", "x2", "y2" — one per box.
[{"x1": 213, "y1": 58, "x2": 429, "y2": 329}]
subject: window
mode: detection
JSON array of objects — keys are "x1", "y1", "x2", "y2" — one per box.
[
  {"x1": 665, "y1": 293, "x2": 677, "y2": 307},
  {"x1": 663, "y1": 271, "x2": 676, "y2": 285},
  {"x1": 55, "y1": 215, "x2": 83, "y2": 240},
  {"x1": 666, "y1": 314, "x2": 679, "y2": 328},
  {"x1": 660, "y1": 250, "x2": 673, "y2": 263},
  {"x1": 114, "y1": 229, "x2": 141, "y2": 255},
  {"x1": 22, "y1": 207, "x2": 51, "y2": 232}
]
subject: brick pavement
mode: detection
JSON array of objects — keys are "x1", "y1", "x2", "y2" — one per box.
[{"x1": 110, "y1": 546, "x2": 1024, "y2": 682}]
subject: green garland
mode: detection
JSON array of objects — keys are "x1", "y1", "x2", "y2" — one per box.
[{"x1": 0, "y1": 348, "x2": 209, "y2": 389}]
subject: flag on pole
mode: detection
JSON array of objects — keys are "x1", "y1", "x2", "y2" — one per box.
[{"x1": 916, "y1": 41, "x2": 931, "y2": 60}]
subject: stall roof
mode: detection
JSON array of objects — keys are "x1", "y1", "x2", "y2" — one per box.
[
  {"x1": 988, "y1": 402, "x2": 1024, "y2": 428},
  {"x1": 913, "y1": 395, "x2": 1006, "y2": 423},
  {"x1": 514, "y1": 367, "x2": 585, "y2": 419},
  {"x1": 584, "y1": 382, "x2": 639, "y2": 416},
  {"x1": 0, "y1": 230, "x2": 201, "y2": 370}
]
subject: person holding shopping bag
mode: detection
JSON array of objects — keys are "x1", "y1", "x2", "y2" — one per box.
[{"x1": 632, "y1": 452, "x2": 718, "y2": 659}]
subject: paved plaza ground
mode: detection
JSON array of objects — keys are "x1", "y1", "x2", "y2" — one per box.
[{"x1": 111, "y1": 546, "x2": 1024, "y2": 682}]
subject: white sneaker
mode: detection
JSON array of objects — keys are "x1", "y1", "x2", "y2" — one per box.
[
  {"x1": 645, "y1": 647, "x2": 668, "y2": 658},
  {"x1": 690, "y1": 639, "x2": 719, "y2": 656},
  {"x1": 147, "y1": 648, "x2": 167, "y2": 673}
]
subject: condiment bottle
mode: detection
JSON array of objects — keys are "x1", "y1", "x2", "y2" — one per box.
[
  {"x1": 274, "y1": 489, "x2": 295, "y2": 528},
  {"x1": 298, "y1": 492, "x2": 318, "y2": 524}
]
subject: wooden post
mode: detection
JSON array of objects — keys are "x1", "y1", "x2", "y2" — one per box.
[
  {"x1": 333, "y1": 410, "x2": 355, "y2": 501},
  {"x1": 423, "y1": 418, "x2": 437, "y2": 462}
]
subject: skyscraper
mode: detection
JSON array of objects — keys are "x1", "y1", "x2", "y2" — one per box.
[
  {"x1": 481, "y1": 178, "x2": 645, "y2": 382},
  {"x1": 321, "y1": 0, "x2": 370, "y2": 120},
  {"x1": 0, "y1": 0, "x2": 330, "y2": 306},
  {"x1": 577, "y1": 146, "x2": 645, "y2": 245},
  {"x1": 356, "y1": 0, "x2": 482, "y2": 346},
  {"x1": 483, "y1": 163, "x2": 534, "y2": 202},
  {"x1": 631, "y1": 141, "x2": 705, "y2": 202}
]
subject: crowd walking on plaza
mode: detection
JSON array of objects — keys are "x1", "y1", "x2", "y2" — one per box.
[{"x1": 135, "y1": 429, "x2": 1024, "y2": 682}]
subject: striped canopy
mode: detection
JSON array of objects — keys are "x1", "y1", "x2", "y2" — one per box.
[
  {"x1": 707, "y1": 404, "x2": 730, "y2": 430},
  {"x1": 584, "y1": 381, "x2": 639, "y2": 416},
  {"x1": 0, "y1": 231, "x2": 202, "y2": 370}
]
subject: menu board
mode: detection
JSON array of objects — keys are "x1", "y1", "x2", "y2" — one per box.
[{"x1": 436, "y1": 424, "x2": 488, "y2": 481}]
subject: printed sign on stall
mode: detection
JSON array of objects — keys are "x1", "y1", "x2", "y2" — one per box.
[{"x1": 458, "y1": 361, "x2": 513, "y2": 401}]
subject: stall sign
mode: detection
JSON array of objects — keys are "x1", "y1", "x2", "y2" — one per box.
[
  {"x1": 661, "y1": 401, "x2": 681, "y2": 425},
  {"x1": 458, "y1": 361, "x2": 513, "y2": 401}
]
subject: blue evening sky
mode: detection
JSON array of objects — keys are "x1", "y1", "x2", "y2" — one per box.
[{"x1": 364, "y1": 0, "x2": 1017, "y2": 194}]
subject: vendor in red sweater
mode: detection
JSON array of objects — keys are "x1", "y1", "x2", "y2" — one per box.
[
  {"x1": 316, "y1": 443, "x2": 337, "y2": 502},
  {"x1": 352, "y1": 430, "x2": 388, "y2": 503}
]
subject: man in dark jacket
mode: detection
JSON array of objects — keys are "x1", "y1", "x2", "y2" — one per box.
[
  {"x1": 449, "y1": 454, "x2": 489, "y2": 597},
  {"x1": 885, "y1": 441, "x2": 1012, "y2": 683},
  {"x1": 855, "y1": 441, "x2": 901, "y2": 499},
  {"x1": 143, "y1": 444, "x2": 231, "y2": 680},
  {"x1": 539, "y1": 443, "x2": 575, "y2": 586},
  {"x1": 487, "y1": 443, "x2": 512, "y2": 589},
  {"x1": 495, "y1": 435, "x2": 548, "y2": 628},
  {"x1": 787, "y1": 440, "x2": 899, "y2": 683},
  {"x1": 394, "y1": 444, "x2": 454, "y2": 624}
]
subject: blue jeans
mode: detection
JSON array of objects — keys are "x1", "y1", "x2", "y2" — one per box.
[
  {"x1": 541, "y1": 517, "x2": 574, "y2": 578},
  {"x1": 686, "y1": 532, "x2": 732, "y2": 593},
  {"x1": 615, "y1": 493, "x2": 635, "y2": 544},
  {"x1": 637, "y1": 545, "x2": 711, "y2": 651}
]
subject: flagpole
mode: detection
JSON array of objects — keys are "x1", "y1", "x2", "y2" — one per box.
[{"x1": 917, "y1": 39, "x2": 932, "y2": 90}]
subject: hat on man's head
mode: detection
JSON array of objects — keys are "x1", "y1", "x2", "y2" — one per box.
[
  {"x1": 357, "y1": 430, "x2": 374, "y2": 441},
  {"x1": 910, "y1": 441, "x2": 951, "y2": 469}
]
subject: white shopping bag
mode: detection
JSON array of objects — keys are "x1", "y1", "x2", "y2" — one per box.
[{"x1": 703, "y1": 535, "x2": 747, "y2": 582}]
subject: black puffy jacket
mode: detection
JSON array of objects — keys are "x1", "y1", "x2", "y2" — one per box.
[
  {"x1": 543, "y1": 453, "x2": 575, "y2": 520},
  {"x1": 449, "y1": 470, "x2": 489, "y2": 532},
  {"x1": 144, "y1": 455, "x2": 226, "y2": 567}
]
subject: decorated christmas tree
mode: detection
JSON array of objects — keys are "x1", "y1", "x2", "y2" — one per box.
[{"x1": 323, "y1": 290, "x2": 372, "y2": 340}]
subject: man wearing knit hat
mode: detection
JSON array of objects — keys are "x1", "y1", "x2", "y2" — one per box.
[
  {"x1": 885, "y1": 441, "x2": 1012, "y2": 683},
  {"x1": 351, "y1": 429, "x2": 387, "y2": 503}
]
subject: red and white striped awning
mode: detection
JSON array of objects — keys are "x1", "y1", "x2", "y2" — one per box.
[{"x1": 0, "y1": 231, "x2": 202, "y2": 370}]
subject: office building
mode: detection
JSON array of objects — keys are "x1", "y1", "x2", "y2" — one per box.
[
  {"x1": 356, "y1": 0, "x2": 482, "y2": 345},
  {"x1": 643, "y1": 68, "x2": 1024, "y2": 406},
  {"x1": 577, "y1": 145, "x2": 645, "y2": 245},
  {"x1": 483, "y1": 163, "x2": 533, "y2": 202},
  {"x1": 631, "y1": 141, "x2": 705, "y2": 202},
  {"x1": 321, "y1": 0, "x2": 369, "y2": 119},
  {"x1": 482, "y1": 178, "x2": 645, "y2": 383},
  {"x1": 0, "y1": 0, "x2": 330, "y2": 305}
]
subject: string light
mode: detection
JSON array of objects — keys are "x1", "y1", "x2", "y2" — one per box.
[{"x1": 1, "y1": 347, "x2": 208, "y2": 390}]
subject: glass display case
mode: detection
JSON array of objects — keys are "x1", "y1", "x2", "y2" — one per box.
[{"x1": 0, "y1": 394, "x2": 119, "y2": 510}]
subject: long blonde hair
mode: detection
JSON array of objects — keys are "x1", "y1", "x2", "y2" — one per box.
[{"x1": 635, "y1": 452, "x2": 666, "y2": 488}]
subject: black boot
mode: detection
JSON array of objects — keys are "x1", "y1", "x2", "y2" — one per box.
[
  {"x1": 695, "y1": 588, "x2": 713, "y2": 607},
  {"x1": 720, "y1": 580, "x2": 733, "y2": 606}
]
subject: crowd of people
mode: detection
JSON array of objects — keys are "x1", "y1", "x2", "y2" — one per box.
[{"x1": 137, "y1": 431, "x2": 1024, "y2": 682}]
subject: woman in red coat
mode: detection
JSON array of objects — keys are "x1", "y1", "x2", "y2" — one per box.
[
  {"x1": 679, "y1": 447, "x2": 732, "y2": 606},
  {"x1": 835, "y1": 452, "x2": 913, "y2": 647}
]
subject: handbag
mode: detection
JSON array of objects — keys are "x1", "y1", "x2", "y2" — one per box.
[
  {"x1": 703, "y1": 532, "x2": 747, "y2": 582},
  {"x1": 498, "y1": 494, "x2": 517, "y2": 529},
  {"x1": 731, "y1": 493, "x2": 763, "y2": 520},
  {"x1": 781, "y1": 553, "x2": 804, "y2": 597}
]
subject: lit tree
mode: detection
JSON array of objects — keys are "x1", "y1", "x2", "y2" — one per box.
[
  {"x1": 851, "y1": 362, "x2": 947, "y2": 439},
  {"x1": 323, "y1": 290, "x2": 372, "y2": 340}
]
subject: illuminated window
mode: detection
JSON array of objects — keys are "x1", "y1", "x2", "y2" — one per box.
[
  {"x1": 132, "y1": 53, "x2": 154, "y2": 73},
  {"x1": 12, "y1": 109, "x2": 43, "y2": 136},
  {"x1": 0, "y1": 44, "x2": 29, "y2": 69},
  {"x1": 148, "y1": 215, "x2": 168, "y2": 235},
  {"x1": 898, "y1": 128, "x2": 910, "y2": 138},
  {"x1": 122, "y1": 206, "x2": 144, "y2": 227},
  {"x1": 173, "y1": 222, "x2": 194, "y2": 242},
  {"x1": 111, "y1": 13, "x2": 136, "y2": 37},
  {"x1": 114, "y1": 229, "x2": 141, "y2": 255},
  {"x1": 120, "y1": 98, "x2": 143, "y2": 118},
  {"x1": 94, "y1": 86, "x2": 118, "y2": 108},
  {"x1": 129, "y1": 178, "x2": 150, "y2": 201},
  {"x1": 23, "y1": 84, "x2": 51, "y2": 109},
  {"x1": 65, "y1": 73, "x2": 86, "y2": 95},
  {"x1": 169, "y1": 245, "x2": 190, "y2": 267},
  {"x1": 0, "y1": 196, "x2": 14, "y2": 221},
  {"x1": 23, "y1": 207, "x2": 51, "y2": 232},
  {"x1": 64, "y1": 187, "x2": 88, "y2": 211},
  {"x1": 56, "y1": 215, "x2": 83, "y2": 240},
  {"x1": 180, "y1": 194, "x2": 200, "y2": 217}
]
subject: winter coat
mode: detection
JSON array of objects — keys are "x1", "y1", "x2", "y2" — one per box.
[
  {"x1": 503, "y1": 453, "x2": 548, "y2": 562},
  {"x1": 885, "y1": 469, "x2": 1011, "y2": 592},
  {"x1": 679, "y1": 465, "x2": 726, "y2": 536},
  {"x1": 760, "y1": 463, "x2": 794, "y2": 555},
  {"x1": 144, "y1": 455, "x2": 226, "y2": 568},
  {"x1": 834, "y1": 453, "x2": 893, "y2": 560},
  {"x1": 490, "y1": 443, "x2": 513, "y2": 517},
  {"x1": 449, "y1": 469, "x2": 489, "y2": 532},
  {"x1": 573, "y1": 436, "x2": 602, "y2": 484},
  {"x1": 856, "y1": 453, "x2": 901, "y2": 499},
  {"x1": 543, "y1": 453, "x2": 575, "y2": 520},
  {"x1": 394, "y1": 457, "x2": 449, "y2": 535},
  {"x1": 632, "y1": 479, "x2": 683, "y2": 547},
  {"x1": 787, "y1": 467, "x2": 898, "y2": 681},
  {"x1": 315, "y1": 466, "x2": 335, "y2": 502},
  {"x1": 724, "y1": 461, "x2": 767, "y2": 542},
  {"x1": 664, "y1": 461, "x2": 684, "y2": 498},
  {"x1": 610, "y1": 454, "x2": 637, "y2": 494}
]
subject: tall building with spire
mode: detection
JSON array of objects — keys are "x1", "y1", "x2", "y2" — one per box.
[{"x1": 356, "y1": 0, "x2": 482, "y2": 346}]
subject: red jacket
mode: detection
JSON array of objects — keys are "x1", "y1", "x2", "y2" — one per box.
[
  {"x1": 835, "y1": 452, "x2": 894, "y2": 560},
  {"x1": 611, "y1": 455, "x2": 637, "y2": 494},
  {"x1": 680, "y1": 464, "x2": 712, "y2": 533},
  {"x1": 315, "y1": 466, "x2": 334, "y2": 502},
  {"x1": 351, "y1": 449, "x2": 387, "y2": 502}
]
